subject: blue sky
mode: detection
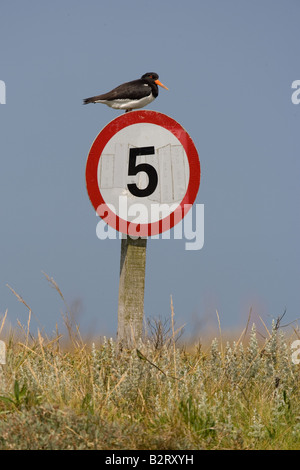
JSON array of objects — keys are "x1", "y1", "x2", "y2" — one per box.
[{"x1": 0, "y1": 0, "x2": 299, "y2": 340}]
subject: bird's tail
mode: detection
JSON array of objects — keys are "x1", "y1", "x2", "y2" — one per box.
[{"x1": 83, "y1": 97, "x2": 95, "y2": 105}]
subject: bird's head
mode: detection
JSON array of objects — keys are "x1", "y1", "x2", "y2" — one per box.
[{"x1": 141, "y1": 73, "x2": 168, "y2": 90}]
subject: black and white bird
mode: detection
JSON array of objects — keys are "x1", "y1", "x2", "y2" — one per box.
[{"x1": 83, "y1": 73, "x2": 168, "y2": 112}]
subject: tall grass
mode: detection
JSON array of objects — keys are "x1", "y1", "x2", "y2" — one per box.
[{"x1": 0, "y1": 280, "x2": 300, "y2": 450}]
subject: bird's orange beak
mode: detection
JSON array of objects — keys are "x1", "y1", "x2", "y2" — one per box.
[{"x1": 155, "y1": 79, "x2": 168, "y2": 90}]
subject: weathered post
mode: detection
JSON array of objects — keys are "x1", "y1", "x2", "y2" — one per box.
[{"x1": 117, "y1": 236, "x2": 147, "y2": 348}]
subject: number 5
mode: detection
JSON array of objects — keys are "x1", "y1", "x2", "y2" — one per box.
[{"x1": 127, "y1": 146, "x2": 158, "y2": 198}]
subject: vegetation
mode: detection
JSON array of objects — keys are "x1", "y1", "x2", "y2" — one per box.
[{"x1": 0, "y1": 282, "x2": 300, "y2": 450}]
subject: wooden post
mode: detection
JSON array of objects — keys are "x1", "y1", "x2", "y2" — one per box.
[{"x1": 117, "y1": 236, "x2": 147, "y2": 349}]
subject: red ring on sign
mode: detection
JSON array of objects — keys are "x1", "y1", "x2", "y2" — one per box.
[{"x1": 86, "y1": 110, "x2": 200, "y2": 236}]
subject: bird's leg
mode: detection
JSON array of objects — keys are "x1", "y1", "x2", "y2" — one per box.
[{"x1": 125, "y1": 109, "x2": 132, "y2": 113}]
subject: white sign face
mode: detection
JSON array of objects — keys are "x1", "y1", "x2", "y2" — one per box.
[
  {"x1": 86, "y1": 110, "x2": 200, "y2": 236},
  {"x1": 98, "y1": 123, "x2": 190, "y2": 224}
]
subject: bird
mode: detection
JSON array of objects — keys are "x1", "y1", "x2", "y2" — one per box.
[{"x1": 83, "y1": 73, "x2": 168, "y2": 112}]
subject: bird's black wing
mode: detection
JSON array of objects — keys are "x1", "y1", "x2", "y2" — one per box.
[{"x1": 83, "y1": 79, "x2": 151, "y2": 104}]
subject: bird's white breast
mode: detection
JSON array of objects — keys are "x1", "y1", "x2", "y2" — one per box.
[{"x1": 97, "y1": 93, "x2": 155, "y2": 110}]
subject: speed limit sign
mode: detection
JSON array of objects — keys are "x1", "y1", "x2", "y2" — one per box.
[{"x1": 86, "y1": 110, "x2": 200, "y2": 237}]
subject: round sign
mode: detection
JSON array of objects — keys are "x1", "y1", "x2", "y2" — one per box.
[{"x1": 86, "y1": 110, "x2": 200, "y2": 237}]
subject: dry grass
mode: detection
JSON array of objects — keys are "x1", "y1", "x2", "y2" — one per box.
[{"x1": 0, "y1": 278, "x2": 300, "y2": 450}]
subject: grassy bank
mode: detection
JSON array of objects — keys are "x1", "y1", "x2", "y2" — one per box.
[{"x1": 0, "y1": 313, "x2": 300, "y2": 450}]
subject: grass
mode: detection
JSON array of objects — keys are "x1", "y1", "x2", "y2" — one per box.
[{"x1": 0, "y1": 280, "x2": 300, "y2": 450}]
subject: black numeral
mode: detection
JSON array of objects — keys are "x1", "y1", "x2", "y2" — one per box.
[{"x1": 127, "y1": 146, "x2": 158, "y2": 198}]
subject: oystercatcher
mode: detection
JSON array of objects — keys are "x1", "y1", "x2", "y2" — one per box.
[{"x1": 83, "y1": 73, "x2": 168, "y2": 112}]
